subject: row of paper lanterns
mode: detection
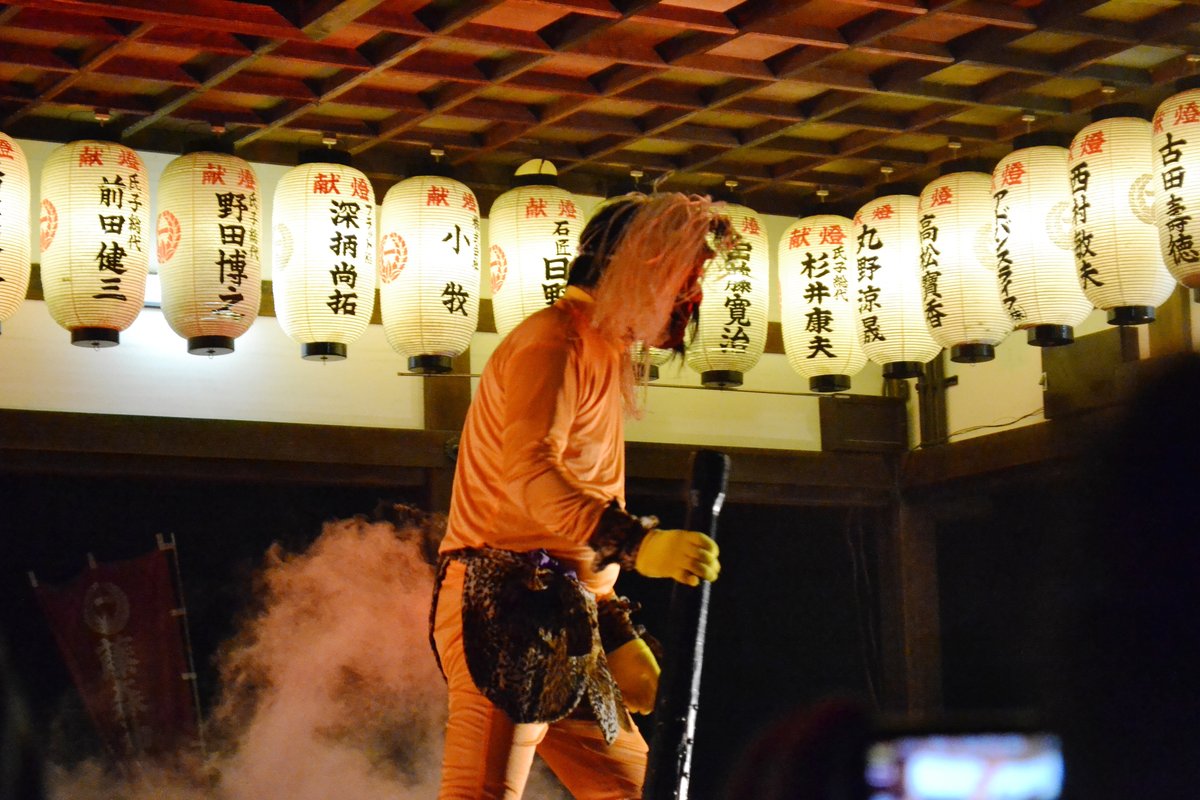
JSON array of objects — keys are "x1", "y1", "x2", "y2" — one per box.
[{"x1": 0, "y1": 87, "x2": 1198, "y2": 391}]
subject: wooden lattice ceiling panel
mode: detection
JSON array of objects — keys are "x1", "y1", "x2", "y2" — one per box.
[{"x1": 3, "y1": 0, "x2": 1200, "y2": 217}]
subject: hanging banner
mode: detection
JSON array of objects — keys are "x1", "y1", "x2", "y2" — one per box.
[{"x1": 33, "y1": 548, "x2": 197, "y2": 759}]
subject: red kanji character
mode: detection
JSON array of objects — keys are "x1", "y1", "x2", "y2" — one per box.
[
  {"x1": 313, "y1": 173, "x2": 340, "y2": 194},
  {"x1": 78, "y1": 146, "x2": 104, "y2": 167},
  {"x1": 741, "y1": 217, "x2": 762, "y2": 236},
  {"x1": 1175, "y1": 101, "x2": 1200, "y2": 126},
  {"x1": 525, "y1": 198, "x2": 547, "y2": 217},
  {"x1": 819, "y1": 225, "x2": 844, "y2": 245},
  {"x1": 557, "y1": 199, "x2": 578, "y2": 219},
  {"x1": 202, "y1": 162, "x2": 227, "y2": 185},
  {"x1": 117, "y1": 149, "x2": 140, "y2": 170},
  {"x1": 1000, "y1": 161, "x2": 1026, "y2": 187},
  {"x1": 237, "y1": 169, "x2": 257, "y2": 190},
  {"x1": 929, "y1": 186, "x2": 953, "y2": 207},
  {"x1": 1154, "y1": 111, "x2": 1165, "y2": 135},
  {"x1": 0, "y1": 139, "x2": 14, "y2": 160},
  {"x1": 1078, "y1": 130, "x2": 1105, "y2": 156},
  {"x1": 853, "y1": 212, "x2": 863, "y2": 226},
  {"x1": 427, "y1": 185, "x2": 450, "y2": 206},
  {"x1": 872, "y1": 204, "x2": 894, "y2": 220},
  {"x1": 351, "y1": 177, "x2": 370, "y2": 201},
  {"x1": 788, "y1": 226, "x2": 812, "y2": 250},
  {"x1": 462, "y1": 192, "x2": 478, "y2": 213}
]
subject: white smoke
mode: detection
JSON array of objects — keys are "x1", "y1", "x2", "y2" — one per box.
[{"x1": 45, "y1": 511, "x2": 569, "y2": 799}]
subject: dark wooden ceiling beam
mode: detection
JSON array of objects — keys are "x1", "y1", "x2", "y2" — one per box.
[
  {"x1": 292, "y1": 0, "x2": 397, "y2": 40},
  {"x1": 7, "y1": 0, "x2": 305, "y2": 39},
  {"x1": 2, "y1": 20, "x2": 152, "y2": 129},
  {"x1": 927, "y1": 0, "x2": 1035, "y2": 30}
]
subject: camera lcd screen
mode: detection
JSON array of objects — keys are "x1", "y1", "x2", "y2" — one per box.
[{"x1": 865, "y1": 732, "x2": 1063, "y2": 800}]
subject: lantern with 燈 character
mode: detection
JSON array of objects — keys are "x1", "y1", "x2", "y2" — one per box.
[
  {"x1": 685, "y1": 202, "x2": 769, "y2": 389},
  {"x1": 779, "y1": 214, "x2": 865, "y2": 391},
  {"x1": 0, "y1": 132, "x2": 31, "y2": 334},
  {"x1": 157, "y1": 148, "x2": 262, "y2": 355},
  {"x1": 40, "y1": 139, "x2": 150, "y2": 347},
  {"x1": 853, "y1": 194, "x2": 940, "y2": 378},
  {"x1": 272, "y1": 150, "x2": 376, "y2": 361},
  {"x1": 379, "y1": 174, "x2": 480, "y2": 373},
  {"x1": 918, "y1": 163, "x2": 1012, "y2": 363},
  {"x1": 488, "y1": 159, "x2": 582, "y2": 339}
]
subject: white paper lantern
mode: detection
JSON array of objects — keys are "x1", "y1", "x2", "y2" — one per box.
[
  {"x1": 1152, "y1": 83, "x2": 1200, "y2": 293},
  {"x1": 157, "y1": 150, "x2": 262, "y2": 355},
  {"x1": 40, "y1": 140, "x2": 150, "y2": 346},
  {"x1": 488, "y1": 159, "x2": 582, "y2": 339},
  {"x1": 853, "y1": 194, "x2": 940, "y2": 378},
  {"x1": 991, "y1": 137, "x2": 1093, "y2": 346},
  {"x1": 0, "y1": 133, "x2": 31, "y2": 331},
  {"x1": 686, "y1": 202, "x2": 769, "y2": 388},
  {"x1": 778, "y1": 214, "x2": 865, "y2": 391},
  {"x1": 631, "y1": 343, "x2": 673, "y2": 382},
  {"x1": 380, "y1": 174, "x2": 480, "y2": 373},
  {"x1": 272, "y1": 154, "x2": 376, "y2": 361},
  {"x1": 918, "y1": 167, "x2": 1012, "y2": 363},
  {"x1": 1068, "y1": 111, "x2": 1175, "y2": 324}
]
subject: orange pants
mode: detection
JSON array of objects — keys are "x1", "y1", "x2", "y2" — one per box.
[{"x1": 433, "y1": 561, "x2": 649, "y2": 799}]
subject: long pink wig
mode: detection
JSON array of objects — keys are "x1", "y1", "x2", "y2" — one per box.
[{"x1": 582, "y1": 192, "x2": 734, "y2": 412}]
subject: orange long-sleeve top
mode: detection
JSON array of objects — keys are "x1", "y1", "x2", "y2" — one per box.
[{"x1": 441, "y1": 287, "x2": 625, "y2": 596}]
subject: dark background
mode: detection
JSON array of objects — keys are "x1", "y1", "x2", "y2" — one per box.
[{"x1": 1, "y1": 466, "x2": 1088, "y2": 798}]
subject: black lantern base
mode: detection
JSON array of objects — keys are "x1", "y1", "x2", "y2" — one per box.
[
  {"x1": 408, "y1": 354, "x2": 453, "y2": 374},
  {"x1": 701, "y1": 370, "x2": 742, "y2": 389},
  {"x1": 635, "y1": 363, "x2": 660, "y2": 382},
  {"x1": 809, "y1": 374, "x2": 851, "y2": 393},
  {"x1": 71, "y1": 327, "x2": 119, "y2": 348},
  {"x1": 951, "y1": 343, "x2": 995, "y2": 363},
  {"x1": 302, "y1": 342, "x2": 347, "y2": 361},
  {"x1": 1107, "y1": 305, "x2": 1155, "y2": 326},
  {"x1": 189, "y1": 335, "x2": 234, "y2": 356},
  {"x1": 882, "y1": 361, "x2": 923, "y2": 379},
  {"x1": 1027, "y1": 325, "x2": 1074, "y2": 347}
]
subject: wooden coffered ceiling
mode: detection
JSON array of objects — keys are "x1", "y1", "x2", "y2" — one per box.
[{"x1": 2, "y1": 0, "x2": 1200, "y2": 217}]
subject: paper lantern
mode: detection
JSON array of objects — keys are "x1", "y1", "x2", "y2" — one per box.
[
  {"x1": 0, "y1": 133, "x2": 31, "y2": 332},
  {"x1": 918, "y1": 165, "x2": 1012, "y2": 363},
  {"x1": 685, "y1": 202, "x2": 769, "y2": 388},
  {"x1": 379, "y1": 174, "x2": 480, "y2": 373},
  {"x1": 1067, "y1": 108, "x2": 1175, "y2": 324},
  {"x1": 157, "y1": 149, "x2": 262, "y2": 355},
  {"x1": 778, "y1": 214, "x2": 865, "y2": 391},
  {"x1": 40, "y1": 140, "x2": 150, "y2": 346},
  {"x1": 1152, "y1": 80, "x2": 1200, "y2": 295},
  {"x1": 272, "y1": 151, "x2": 376, "y2": 361},
  {"x1": 488, "y1": 159, "x2": 582, "y2": 339},
  {"x1": 991, "y1": 135, "x2": 1093, "y2": 346},
  {"x1": 631, "y1": 343, "x2": 673, "y2": 382},
  {"x1": 853, "y1": 194, "x2": 940, "y2": 378}
]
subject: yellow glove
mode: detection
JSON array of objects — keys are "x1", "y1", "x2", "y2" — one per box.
[
  {"x1": 606, "y1": 638, "x2": 660, "y2": 715},
  {"x1": 634, "y1": 529, "x2": 720, "y2": 586}
]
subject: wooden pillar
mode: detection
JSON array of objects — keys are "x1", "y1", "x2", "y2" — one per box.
[
  {"x1": 1149, "y1": 284, "x2": 1195, "y2": 357},
  {"x1": 423, "y1": 350, "x2": 472, "y2": 512},
  {"x1": 876, "y1": 499, "x2": 943, "y2": 713}
]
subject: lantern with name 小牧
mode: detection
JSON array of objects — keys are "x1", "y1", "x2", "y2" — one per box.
[{"x1": 379, "y1": 173, "x2": 480, "y2": 373}]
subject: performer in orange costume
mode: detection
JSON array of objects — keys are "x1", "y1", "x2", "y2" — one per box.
[{"x1": 432, "y1": 193, "x2": 732, "y2": 800}]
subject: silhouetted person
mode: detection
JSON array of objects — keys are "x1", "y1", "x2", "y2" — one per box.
[{"x1": 1050, "y1": 353, "x2": 1200, "y2": 799}]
